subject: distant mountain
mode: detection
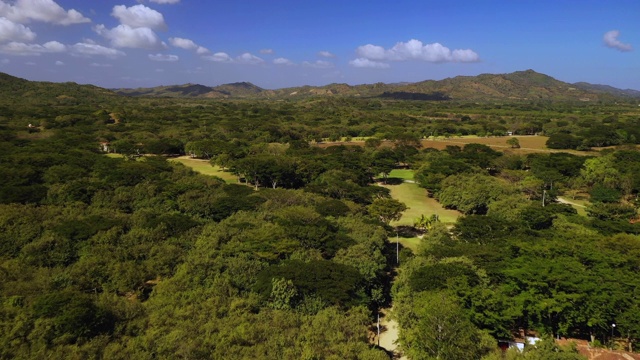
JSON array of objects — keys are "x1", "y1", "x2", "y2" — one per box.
[
  {"x1": 0, "y1": 72, "x2": 116, "y2": 102},
  {"x1": 572, "y1": 82, "x2": 640, "y2": 98},
  {"x1": 115, "y1": 81, "x2": 265, "y2": 98},
  {"x1": 114, "y1": 69, "x2": 639, "y2": 102},
  {"x1": 2, "y1": 70, "x2": 639, "y2": 103}
]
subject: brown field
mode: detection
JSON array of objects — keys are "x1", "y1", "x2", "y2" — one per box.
[{"x1": 315, "y1": 135, "x2": 597, "y2": 156}]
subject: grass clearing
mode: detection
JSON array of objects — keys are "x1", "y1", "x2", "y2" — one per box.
[
  {"x1": 388, "y1": 169, "x2": 415, "y2": 181},
  {"x1": 393, "y1": 235, "x2": 421, "y2": 253},
  {"x1": 381, "y1": 181, "x2": 461, "y2": 226},
  {"x1": 557, "y1": 196, "x2": 590, "y2": 216},
  {"x1": 168, "y1": 157, "x2": 237, "y2": 183}
]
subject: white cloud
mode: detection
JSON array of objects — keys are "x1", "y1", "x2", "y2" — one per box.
[
  {"x1": 0, "y1": 17, "x2": 36, "y2": 43},
  {"x1": 112, "y1": 5, "x2": 166, "y2": 31},
  {"x1": 603, "y1": 30, "x2": 632, "y2": 52},
  {"x1": 203, "y1": 52, "x2": 232, "y2": 63},
  {"x1": 169, "y1": 36, "x2": 196, "y2": 49},
  {"x1": 196, "y1": 46, "x2": 209, "y2": 55},
  {"x1": 0, "y1": 40, "x2": 65, "y2": 55},
  {"x1": 169, "y1": 36, "x2": 209, "y2": 54},
  {"x1": 302, "y1": 60, "x2": 334, "y2": 69},
  {"x1": 95, "y1": 24, "x2": 166, "y2": 50},
  {"x1": 273, "y1": 57, "x2": 294, "y2": 66},
  {"x1": 356, "y1": 44, "x2": 386, "y2": 60},
  {"x1": 0, "y1": 0, "x2": 89, "y2": 25},
  {"x1": 349, "y1": 58, "x2": 390, "y2": 69},
  {"x1": 25, "y1": 61, "x2": 35, "y2": 65},
  {"x1": 236, "y1": 52, "x2": 264, "y2": 65},
  {"x1": 318, "y1": 50, "x2": 335, "y2": 58},
  {"x1": 260, "y1": 48, "x2": 274, "y2": 54},
  {"x1": 149, "y1": 0, "x2": 180, "y2": 3},
  {"x1": 55, "y1": 60, "x2": 63, "y2": 65},
  {"x1": 149, "y1": 53, "x2": 178, "y2": 61},
  {"x1": 90, "y1": 62, "x2": 112, "y2": 67},
  {"x1": 71, "y1": 42, "x2": 125, "y2": 58},
  {"x1": 43, "y1": 40, "x2": 65, "y2": 52},
  {"x1": 355, "y1": 39, "x2": 479, "y2": 64}
]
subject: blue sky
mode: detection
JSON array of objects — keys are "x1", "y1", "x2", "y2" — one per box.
[{"x1": 0, "y1": 0, "x2": 638, "y2": 89}]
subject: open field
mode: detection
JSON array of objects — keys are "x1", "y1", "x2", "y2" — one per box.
[
  {"x1": 168, "y1": 157, "x2": 237, "y2": 183},
  {"x1": 388, "y1": 169, "x2": 415, "y2": 181},
  {"x1": 316, "y1": 135, "x2": 595, "y2": 156},
  {"x1": 381, "y1": 181, "x2": 461, "y2": 226}
]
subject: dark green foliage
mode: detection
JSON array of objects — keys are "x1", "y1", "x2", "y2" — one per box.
[
  {"x1": 409, "y1": 262, "x2": 480, "y2": 291},
  {"x1": 314, "y1": 198, "x2": 351, "y2": 217},
  {"x1": 32, "y1": 291, "x2": 114, "y2": 343},
  {"x1": 589, "y1": 185, "x2": 622, "y2": 203},
  {"x1": 255, "y1": 260, "x2": 367, "y2": 308},
  {"x1": 546, "y1": 133, "x2": 582, "y2": 149}
]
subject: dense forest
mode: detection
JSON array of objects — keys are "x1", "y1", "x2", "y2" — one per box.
[{"x1": 1, "y1": 72, "x2": 640, "y2": 359}]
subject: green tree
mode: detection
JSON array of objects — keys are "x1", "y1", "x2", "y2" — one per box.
[
  {"x1": 507, "y1": 137, "x2": 521, "y2": 148},
  {"x1": 367, "y1": 198, "x2": 407, "y2": 225},
  {"x1": 398, "y1": 291, "x2": 494, "y2": 360}
]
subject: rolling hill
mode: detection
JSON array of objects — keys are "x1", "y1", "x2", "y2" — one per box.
[
  {"x1": 1, "y1": 70, "x2": 639, "y2": 103},
  {"x1": 114, "y1": 70, "x2": 640, "y2": 102}
]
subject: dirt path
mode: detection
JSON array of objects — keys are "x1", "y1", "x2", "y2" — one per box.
[
  {"x1": 557, "y1": 196, "x2": 586, "y2": 207},
  {"x1": 376, "y1": 308, "x2": 407, "y2": 359}
]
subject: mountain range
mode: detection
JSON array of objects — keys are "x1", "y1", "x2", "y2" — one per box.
[
  {"x1": 1, "y1": 70, "x2": 639, "y2": 102},
  {"x1": 113, "y1": 70, "x2": 640, "y2": 102}
]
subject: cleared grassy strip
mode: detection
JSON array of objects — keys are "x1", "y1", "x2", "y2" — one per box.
[
  {"x1": 388, "y1": 169, "x2": 415, "y2": 181},
  {"x1": 168, "y1": 157, "x2": 237, "y2": 183},
  {"x1": 392, "y1": 236, "x2": 421, "y2": 253},
  {"x1": 557, "y1": 196, "x2": 589, "y2": 216},
  {"x1": 381, "y1": 182, "x2": 461, "y2": 226}
]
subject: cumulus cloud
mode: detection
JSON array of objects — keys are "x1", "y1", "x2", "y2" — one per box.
[
  {"x1": 318, "y1": 50, "x2": 335, "y2": 58},
  {"x1": 236, "y1": 52, "x2": 264, "y2": 64},
  {"x1": 603, "y1": 30, "x2": 632, "y2": 52},
  {"x1": 0, "y1": 17, "x2": 36, "y2": 42},
  {"x1": 302, "y1": 60, "x2": 334, "y2": 69},
  {"x1": 273, "y1": 57, "x2": 294, "y2": 66},
  {"x1": 112, "y1": 5, "x2": 167, "y2": 31},
  {"x1": 55, "y1": 60, "x2": 63, "y2": 65},
  {"x1": 354, "y1": 39, "x2": 479, "y2": 66},
  {"x1": 169, "y1": 36, "x2": 210, "y2": 54},
  {"x1": 0, "y1": 0, "x2": 89, "y2": 25},
  {"x1": 169, "y1": 36, "x2": 196, "y2": 49},
  {"x1": 149, "y1": 53, "x2": 178, "y2": 61},
  {"x1": 203, "y1": 52, "x2": 232, "y2": 63},
  {"x1": 90, "y1": 62, "x2": 112, "y2": 67},
  {"x1": 95, "y1": 24, "x2": 166, "y2": 50},
  {"x1": 196, "y1": 46, "x2": 209, "y2": 55},
  {"x1": 71, "y1": 42, "x2": 126, "y2": 58},
  {"x1": 260, "y1": 48, "x2": 274, "y2": 54},
  {"x1": 0, "y1": 40, "x2": 65, "y2": 55},
  {"x1": 349, "y1": 58, "x2": 390, "y2": 69}
]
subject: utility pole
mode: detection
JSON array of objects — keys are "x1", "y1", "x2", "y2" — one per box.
[
  {"x1": 396, "y1": 231, "x2": 399, "y2": 265},
  {"x1": 542, "y1": 190, "x2": 546, "y2": 207},
  {"x1": 377, "y1": 312, "x2": 380, "y2": 347}
]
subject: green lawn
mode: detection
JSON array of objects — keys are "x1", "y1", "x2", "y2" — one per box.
[
  {"x1": 168, "y1": 157, "x2": 238, "y2": 183},
  {"x1": 392, "y1": 235, "x2": 421, "y2": 253},
  {"x1": 388, "y1": 169, "x2": 415, "y2": 181},
  {"x1": 381, "y1": 181, "x2": 461, "y2": 226}
]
